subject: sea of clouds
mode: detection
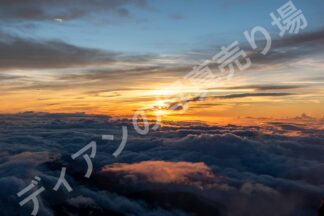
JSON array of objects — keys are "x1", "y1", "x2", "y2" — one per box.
[{"x1": 0, "y1": 112, "x2": 323, "y2": 216}]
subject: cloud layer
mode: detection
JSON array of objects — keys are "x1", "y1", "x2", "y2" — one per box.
[{"x1": 0, "y1": 113, "x2": 324, "y2": 215}]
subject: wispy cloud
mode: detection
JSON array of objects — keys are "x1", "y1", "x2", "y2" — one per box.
[
  {"x1": 213, "y1": 92, "x2": 294, "y2": 99},
  {"x1": 217, "y1": 84, "x2": 304, "y2": 91}
]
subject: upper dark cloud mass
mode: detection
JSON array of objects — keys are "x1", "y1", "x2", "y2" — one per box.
[
  {"x1": 0, "y1": 32, "x2": 119, "y2": 69},
  {"x1": 0, "y1": 32, "x2": 162, "y2": 71},
  {"x1": 0, "y1": 112, "x2": 323, "y2": 216},
  {"x1": 0, "y1": 0, "x2": 148, "y2": 21},
  {"x1": 0, "y1": 28, "x2": 323, "y2": 74},
  {"x1": 199, "y1": 29, "x2": 324, "y2": 71},
  {"x1": 247, "y1": 29, "x2": 324, "y2": 67}
]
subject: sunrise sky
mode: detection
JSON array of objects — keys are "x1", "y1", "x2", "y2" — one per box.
[
  {"x1": 2, "y1": 1, "x2": 324, "y2": 216},
  {"x1": 1, "y1": 0, "x2": 324, "y2": 123}
]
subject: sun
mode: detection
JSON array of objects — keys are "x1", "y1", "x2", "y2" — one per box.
[
  {"x1": 151, "y1": 100, "x2": 170, "y2": 116},
  {"x1": 155, "y1": 100, "x2": 167, "y2": 108}
]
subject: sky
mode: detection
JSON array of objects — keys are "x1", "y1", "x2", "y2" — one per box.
[{"x1": 0, "y1": 0, "x2": 324, "y2": 123}]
